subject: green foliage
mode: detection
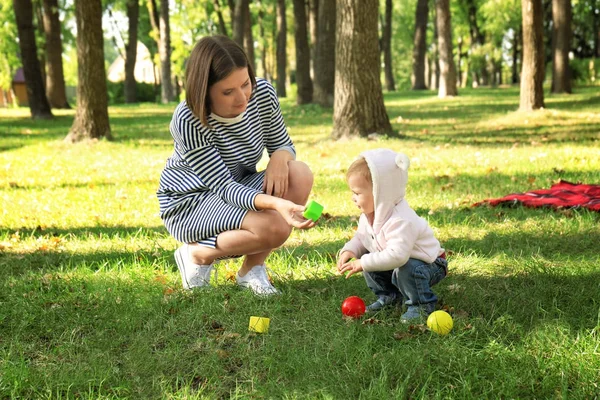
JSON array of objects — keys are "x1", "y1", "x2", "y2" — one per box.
[
  {"x1": 1, "y1": 87, "x2": 600, "y2": 398},
  {"x1": 570, "y1": 58, "x2": 600, "y2": 84},
  {"x1": 106, "y1": 80, "x2": 158, "y2": 104},
  {"x1": 0, "y1": 0, "x2": 20, "y2": 91},
  {"x1": 390, "y1": 0, "x2": 419, "y2": 90}
]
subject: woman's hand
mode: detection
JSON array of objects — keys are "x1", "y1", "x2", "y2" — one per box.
[
  {"x1": 263, "y1": 151, "x2": 293, "y2": 198},
  {"x1": 338, "y1": 257, "x2": 363, "y2": 279},
  {"x1": 274, "y1": 198, "x2": 316, "y2": 230}
]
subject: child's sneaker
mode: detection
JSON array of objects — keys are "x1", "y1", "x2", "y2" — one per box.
[
  {"x1": 366, "y1": 294, "x2": 400, "y2": 312},
  {"x1": 174, "y1": 244, "x2": 213, "y2": 289},
  {"x1": 236, "y1": 264, "x2": 279, "y2": 296},
  {"x1": 400, "y1": 303, "x2": 435, "y2": 323}
]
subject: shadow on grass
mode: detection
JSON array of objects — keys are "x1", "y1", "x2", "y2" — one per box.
[
  {"x1": 0, "y1": 225, "x2": 167, "y2": 241},
  {"x1": 4, "y1": 235, "x2": 599, "y2": 336}
]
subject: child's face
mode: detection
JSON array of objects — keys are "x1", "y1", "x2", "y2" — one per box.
[{"x1": 348, "y1": 174, "x2": 374, "y2": 216}]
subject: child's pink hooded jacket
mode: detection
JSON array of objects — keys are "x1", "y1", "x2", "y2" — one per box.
[{"x1": 340, "y1": 148, "x2": 444, "y2": 272}]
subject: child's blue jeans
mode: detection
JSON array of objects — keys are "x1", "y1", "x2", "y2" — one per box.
[{"x1": 363, "y1": 257, "x2": 448, "y2": 308}]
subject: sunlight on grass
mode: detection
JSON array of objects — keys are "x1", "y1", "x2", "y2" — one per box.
[{"x1": 1, "y1": 86, "x2": 599, "y2": 398}]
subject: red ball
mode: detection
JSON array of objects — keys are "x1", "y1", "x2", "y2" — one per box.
[{"x1": 341, "y1": 296, "x2": 366, "y2": 318}]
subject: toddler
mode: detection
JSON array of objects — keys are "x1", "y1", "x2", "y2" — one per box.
[{"x1": 337, "y1": 148, "x2": 448, "y2": 322}]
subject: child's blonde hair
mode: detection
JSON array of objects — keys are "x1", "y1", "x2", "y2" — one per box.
[{"x1": 346, "y1": 157, "x2": 372, "y2": 183}]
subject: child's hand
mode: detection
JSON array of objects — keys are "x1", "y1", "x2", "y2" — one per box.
[
  {"x1": 337, "y1": 251, "x2": 356, "y2": 272},
  {"x1": 339, "y1": 259, "x2": 363, "y2": 279}
]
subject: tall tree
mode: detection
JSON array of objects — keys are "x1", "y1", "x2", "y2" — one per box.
[
  {"x1": 158, "y1": 0, "x2": 173, "y2": 103},
  {"x1": 463, "y1": 0, "x2": 489, "y2": 86},
  {"x1": 382, "y1": 0, "x2": 395, "y2": 91},
  {"x1": 148, "y1": 0, "x2": 174, "y2": 103},
  {"x1": 313, "y1": 0, "x2": 335, "y2": 107},
  {"x1": 275, "y1": 0, "x2": 287, "y2": 97},
  {"x1": 512, "y1": 27, "x2": 522, "y2": 84},
  {"x1": 519, "y1": 0, "x2": 545, "y2": 110},
  {"x1": 430, "y1": 5, "x2": 440, "y2": 90},
  {"x1": 41, "y1": 0, "x2": 69, "y2": 109},
  {"x1": 436, "y1": 0, "x2": 458, "y2": 97},
  {"x1": 332, "y1": 0, "x2": 392, "y2": 139},
  {"x1": 309, "y1": 0, "x2": 318, "y2": 77},
  {"x1": 292, "y1": 0, "x2": 313, "y2": 104},
  {"x1": 411, "y1": 0, "x2": 429, "y2": 90},
  {"x1": 13, "y1": 0, "x2": 53, "y2": 119},
  {"x1": 212, "y1": 0, "x2": 229, "y2": 36},
  {"x1": 0, "y1": 2, "x2": 20, "y2": 105},
  {"x1": 258, "y1": 6, "x2": 268, "y2": 79},
  {"x1": 233, "y1": 0, "x2": 246, "y2": 46},
  {"x1": 125, "y1": 0, "x2": 140, "y2": 103},
  {"x1": 243, "y1": 2, "x2": 255, "y2": 70},
  {"x1": 551, "y1": 0, "x2": 572, "y2": 93},
  {"x1": 65, "y1": 0, "x2": 111, "y2": 142}
]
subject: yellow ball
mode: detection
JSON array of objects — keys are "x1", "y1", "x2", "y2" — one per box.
[{"x1": 427, "y1": 310, "x2": 453, "y2": 335}]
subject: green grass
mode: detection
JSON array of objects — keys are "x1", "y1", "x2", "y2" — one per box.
[{"x1": 1, "y1": 85, "x2": 600, "y2": 399}]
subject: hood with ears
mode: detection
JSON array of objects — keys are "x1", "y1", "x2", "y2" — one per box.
[{"x1": 359, "y1": 148, "x2": 410, "y2": 234}]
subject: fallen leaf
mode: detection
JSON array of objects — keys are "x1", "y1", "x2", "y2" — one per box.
[{"x1": 393, "y1": 331, "x2": 414, "y2": 340}]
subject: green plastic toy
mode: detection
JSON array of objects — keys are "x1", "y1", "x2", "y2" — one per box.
[{"x1": 303, "y1": 200, "x2": 324, "y2": 222}]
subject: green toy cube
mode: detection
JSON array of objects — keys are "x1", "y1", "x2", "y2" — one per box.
[{"x1": 303, "y1": 200, "x2": 324, "y2": 222}]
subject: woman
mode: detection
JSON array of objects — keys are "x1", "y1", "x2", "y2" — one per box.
[{"x1": 157, "y1": 35, "x2": 315, "y2": 296}]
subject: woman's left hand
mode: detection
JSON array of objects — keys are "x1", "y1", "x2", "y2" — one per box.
[
  {"x1": 263, "y1": 151, "x2": 292, "y2": 198},
  {"x1": 274, "y1": 199, "x2": 316, "y2": 230}
]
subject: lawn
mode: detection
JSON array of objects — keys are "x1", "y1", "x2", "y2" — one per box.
[{"x1": 1, "y1": 85, "x2": 599, "y2": 399}]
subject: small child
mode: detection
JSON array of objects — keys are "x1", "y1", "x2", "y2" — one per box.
[{"x1": 337, "y1": 148, "x2": 448, "y2": 322}]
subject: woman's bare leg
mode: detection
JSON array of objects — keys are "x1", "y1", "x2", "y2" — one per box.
[{"x1": 189, "y1": 160, "x2": 313, "y2": 272}]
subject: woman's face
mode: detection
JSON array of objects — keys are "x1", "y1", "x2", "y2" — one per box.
[{"x1": 208, "y1": 67, "x2": 252, "y2": 118}]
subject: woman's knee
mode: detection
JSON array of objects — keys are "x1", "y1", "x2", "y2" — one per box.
[
  {"x1": 287, "y1": 161, "x2": 313, "y2": 203},
  {"x1": 246, "y1": 211, "x2": 292, "y2": 249},
  {"x1": 262, "y1": 217, "x2": 292, "y2": 248}
]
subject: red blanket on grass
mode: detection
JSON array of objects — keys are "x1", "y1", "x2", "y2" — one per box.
[{"x1": 474, "y1": 180, "x2": 600, "y2": 212}]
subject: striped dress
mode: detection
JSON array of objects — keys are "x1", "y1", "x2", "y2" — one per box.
[{"x1": 157, "y1": 78, "x2": 295, "y2": 247}]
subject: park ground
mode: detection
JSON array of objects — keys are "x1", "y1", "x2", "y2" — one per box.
[{"x1": 1, "y1": 85, "x2": 599, "y2": 398}]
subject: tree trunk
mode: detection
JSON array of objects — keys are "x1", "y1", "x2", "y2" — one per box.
[
  {"x1": 465, "y1": 0, "x2": 489, "y2": 85},
  {"x1": 594, "y1": 3, "x2": 599, "y2": 58},
  {"x1": 292, "y1": 0, "x2": 313, "y2": 104},
  {"x1": 258, "y1": 8, "x2": 268, "y2": 79},
  {"x1": 276, "y1": 0, "x2": 287, "y2": 97},
  {"x1": 411, "y1": 0, "x2": 428, "y2": 90},
  {"x1": 42, "y1": 0, "x2": 69, "y2": 109},
  {"x1": 520, "y1": 0, "x2": 545, "y2": 111},
  {"x1": 436, "y1": 0, "x2": 457, "y2": 97},
  {"x1": 35, "y1": 3, "x2": 47, "y2": 87},
  {"x1": 65, "y1": 0, "x2": 111, "y2": 142},
  {"x1": 512, "y1": 27, "x2": 521, "y2": 84},
  {"x1": 13, "y1": 0, "x2": 53, "y2": 119},
  {"x1": 332, "y1": 0, "x2": 392, "y2": 139},
  {"x1": 243, "y1": 2, "x2": 255, "y2": 71},
  {"x1": 309, "y1": 0, "x2": 318, "y2": 78},
  {"x1": 382, "y1": 0, "x2": 395, "y2": 91},
  {"x1": 233, "y1": 0, "x2": 246, "y2": 46},
  {"x1": 313, "y1": 0, "x2": 335, "y2": 107},
  {"x1": 457, "y1": 36, "x2": 463, "y2": 87},
  {"x1": 430, "y1": 5, "x2": 440, "y2": 90},
  {"x1": 551, "y1": 0, "x2": 572, "y2": 93},
  {"x1": 159, "y1": 0, "x2": 173, "y2": 103},
  {"x1": 125, "y1": 0, "x2": 139, "y2": 103},
  {"x1": 213, "y1": 0, "x2": 229, "y2": 36}
]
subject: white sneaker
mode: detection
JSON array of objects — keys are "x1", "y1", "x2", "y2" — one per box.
[
  {"x1": 236, "y1": 264, "x2": 279, "y2": 296},
  {"x1": 174, "y1": 244, "x2": 213, "y2": 289}
]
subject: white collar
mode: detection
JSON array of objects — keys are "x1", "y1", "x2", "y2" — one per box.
[{"x1": 210, "y1": 111, "x2": 245, "y2": 124}]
